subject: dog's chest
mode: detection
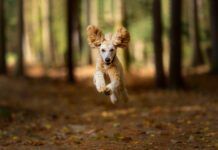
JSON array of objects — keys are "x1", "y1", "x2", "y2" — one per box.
[
  {"x1": 101, "y1": 65, "x2": 113, "y2": 82},
  {"x1": 103, "y1": 73, "x2": 110, "y2": 84}
]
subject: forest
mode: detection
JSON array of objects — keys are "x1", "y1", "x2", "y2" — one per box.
[{"x1": 0, "y1": 0, "x2": 218, "y2": 149}]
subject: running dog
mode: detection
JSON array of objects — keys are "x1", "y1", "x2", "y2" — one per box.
[{"x1": 87, "y1": 25, "x2": 130, "y2": 104}]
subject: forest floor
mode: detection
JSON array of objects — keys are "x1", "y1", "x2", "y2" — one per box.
[{"x1": 0, "y1": 67, "x2": 218, "y2": 150}]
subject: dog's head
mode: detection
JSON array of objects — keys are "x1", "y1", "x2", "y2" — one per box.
[{"x1": 87, "y1": 25, "x2": 130, "y2": 65}]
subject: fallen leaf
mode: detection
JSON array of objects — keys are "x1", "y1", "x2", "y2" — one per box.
[
  {"x1": 113, "y1": 123, "x2": 120, "y2": 128},
  {"x1": 188, "y1": 135, "x2": 194, "y2": 142}
]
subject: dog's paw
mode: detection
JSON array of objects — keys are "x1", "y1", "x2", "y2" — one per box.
[
  {"x1": 96, "y1": 80, "x2": 106, "y2": 93},
  {"x1": 96, "y1": 85, "x2": 106, "y2": 93},
  {"x1": 104, "y1": 87, "x2": 112, "y2": 96}
]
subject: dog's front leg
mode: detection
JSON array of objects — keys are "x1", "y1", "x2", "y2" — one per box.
[{"x1": 93, "y1": 71, "x2": 106, "y2": 93}]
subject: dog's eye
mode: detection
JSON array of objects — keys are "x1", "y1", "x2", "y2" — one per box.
[
  {"x1": 110, "y1": 49, "x2": 114, "y2": 52},
  {"x1": 101, "y1": 49, "x2": 106, "y2": 52}
]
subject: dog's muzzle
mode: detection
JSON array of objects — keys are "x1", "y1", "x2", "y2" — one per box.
[
  {"x1": 105, "y1": 58, "x2": 111, "y2": 65},
  {"x1": 104, "y1": 55, "x2": 116, "y2": 65}
]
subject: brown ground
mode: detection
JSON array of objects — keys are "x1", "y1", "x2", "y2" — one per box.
[{"x1": 0, "y1": 68, "x2": 218, "y2": 150}]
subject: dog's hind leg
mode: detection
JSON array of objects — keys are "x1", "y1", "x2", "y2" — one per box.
[
  {"x1": 104, "y1": 85, "x2": 118, "y2": 104},
  {"x1": 110, "y1": 93, "x2": 118, "y2": 104}
]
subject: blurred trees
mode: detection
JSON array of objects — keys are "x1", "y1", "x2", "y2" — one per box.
[
  {"x1": 85, "y1": 0, "x2": 92, "y2": 65},
  {"x1": 209, "y1": 0, "x2": 218, "y2": 74},
  {"x1": 189, "y1": 0, "x2": 204, "y2": 67},
  {"x1": 66, "y1": 0, "x2": 76, "y2": 82},
  {"x1": 0, "y1": 0, "x2": 218, "y2": 88},
  {"x1": 115, "y1": 0, "x2": 131, "y2": 71},
  {"x1": 0, "y1": 0, "x2": 6, "y2": 74},
  {"x1": 169, "y1": 0, "x2": 184, "y2": 88},
  {"x1": 152, "y1": 0, "x2": 166, "y2": 88},
  {"x1": 16, "y1": 0, "x2": 24, "y2": 76},
  {"x1": 75, "y1": 0, "x2": 83, "y2": 62},
  {"x1": 41, "y1": 0, "x2": 53, "y2": 68}
]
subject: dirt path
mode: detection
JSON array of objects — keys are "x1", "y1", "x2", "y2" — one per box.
[{"x1": 0, "y1": 74, "x2": 218, "y2": 150}]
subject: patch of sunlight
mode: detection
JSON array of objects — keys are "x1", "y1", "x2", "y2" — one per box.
[
  {"x1": 7, "y1": 52, "x2": 17, "y2": 66},
  {"x1": 101, "y1": 108, "x2": 136, "y2": 118},
  {"x1": 177, "y1": 105, "x2": 205, "y2": 112}
]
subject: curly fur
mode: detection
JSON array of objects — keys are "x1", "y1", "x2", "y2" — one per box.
[
  {"x1": 87, "y1": 25, "x2": 105, "y2": 48},
  {"x1": 113, "y1": 27, "x2": 130, "y2": 48}
]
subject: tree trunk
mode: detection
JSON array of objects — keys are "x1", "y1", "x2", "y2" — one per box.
[
  {"x1": 0, "y1": 0, "x2": 6, "y2": 75},
  {"x1": 169, "y1": 0, "x2": 184, "y2": 88},
  {"x1": 41, "y1": 0, "x2": 52, "y2": 68},
  {"x1": 37, "y1": 1, "x2": 44, "y2": 64},
  {"x1": 73, "y1": 0, "x2": 82, "y2": 65},
  {"x1": 209, "y1": 0, "x2": 218, "y2": 73},
  {"x1": 77, "y1": 0, "x2": 83, "y2": 59},
  {"x1": 90, "y1": 0, "x2": 98, "y2": 64},
  {"x1": 16, "y1": 0, "x2": 24, "y2": 76},
  {"x1": 85, "y1": 0, "x2": 92, "y2": 65},
  {"x1": 48, "y1": 0, "x2": 56, "y2": 65},
  {"x1": 115, "y1": 0, "x2": 131, "y2": 71},
  {"x1": 23, "y1": 0, "x2": 35, "y2": 65},
  {"x1": 66, "y1": 0, "x2": 75, "y2": 82},
  {"x1": 122, "y1": 0, "x2": 131, "y2": 71},
  {"x1": 152, "y1": 0, "x2": 166, "y2": 88},
  {"x1": 189, "y1": 0, "x2": 204, "y2": 67}
]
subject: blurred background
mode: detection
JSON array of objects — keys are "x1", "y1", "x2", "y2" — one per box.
[
  {"x1": 0, "y1": 0, "x2": 217, "y2": 88},
  {"x1": 0, "y1": 0, "x2": 218, "y2": 148}
]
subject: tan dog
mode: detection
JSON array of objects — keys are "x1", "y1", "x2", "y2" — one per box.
[{"x1": 87, "y1": 25, "x2": 130, "y2": 104}]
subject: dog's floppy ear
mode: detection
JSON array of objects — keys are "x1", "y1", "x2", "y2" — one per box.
[
  {"x1": 113, "y1": 27, "x2": 130, "y2": 48},
  {"x1": 87, "y1": 25, "x2": 104, "y2": 48}
]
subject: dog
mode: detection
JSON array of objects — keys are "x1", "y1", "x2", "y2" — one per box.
[{"x1": 86, "y1": 25, "x2": 130, "y2": 104}]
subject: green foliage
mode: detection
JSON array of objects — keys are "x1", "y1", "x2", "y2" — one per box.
[
  {"x1": 126, "y1": 0, "x2": 152, "y2": 22},
  {"x1": 130, "y1": 19, "x2": 152, "y2": 41}
]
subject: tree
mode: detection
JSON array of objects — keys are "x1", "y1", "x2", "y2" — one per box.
[
  {"x1": 48, "y1": 0, "x2": 56, "y2": 65},
  {"x1": 72, "y1": 0, "x2": 83, "y2": 65},
  {"x1": 121, "y1": 0, "x2": 131, "y2": 71},
  {"x1": 41, "y1": 0, "x2": 53, "y2": 67},
  {"x1": 0, "y1": 0, "x2": 6, "y2": 75},
  {"x1": 209, "y1": 0, "x2": 218, "y2": 73},
  {"x1": 85, "y1": 0, "x2": 92, "y2": 64},
  {"x1": 76, "y1": 0, "x2": 83, "y2": 61},
  {"x1": 169, "y1": 0, "x2": 184, "y2": 88},
  {"x1": 152, "y1": 0, "x2": 166, "y2": 88},
  {"x1": 66, "y1": 0, "x2": 76, "y2": 82},
  {"x1": 89, "y1": 0, "x2": 98, "y2": 64},
  {"x1": 189, "y1": 0, "x2": 204, "y2": 67},
  {"x1": 115, "y1": 0, "x2": 131, "y2": 71},
  {"x1": 16, "y1": 0, "x2": 24, "y2": 76}
]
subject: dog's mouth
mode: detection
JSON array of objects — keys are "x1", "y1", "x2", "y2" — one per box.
[{"x1": 105, "y1": 62, "x2": 111, "y2": 65}]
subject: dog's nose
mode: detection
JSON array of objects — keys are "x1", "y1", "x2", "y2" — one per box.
[{"x1": 105, "y1": 58, "x2": 111, "y2": 63}]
